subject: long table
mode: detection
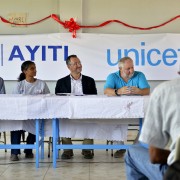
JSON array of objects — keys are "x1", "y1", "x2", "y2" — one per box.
[
  {"x1": 0, "y1": 94, "x2": 46, "y2": 168},
  {"x1": 0, "y1": 94, "x2": 69, "y2": 168},
  {"x1": 50, "y1": 95, "x2": 149, "y2": 168},
  {"x1": 0, "y1": 94, "x2": 149, "y2": 168}
]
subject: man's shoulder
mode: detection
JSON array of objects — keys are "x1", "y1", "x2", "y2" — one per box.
[
  {"x1": 0, "y1": 77, "x2": 3, "y2": 82},
  {"x1": 36, "y1": 79, "x2": 46, "y2": 85},
  {"x1": 107, "y1": 71, "x2": 120, "y2": 78},
  {"x1": 132, "y1": 71, "x2": 147, "y2": 80},
  {"x1": 163, "y1": 78, "x2": 180, "y2": 87},
  {"x1": 57, "y1": 75, "x2": 70, "y2": 82},
  {"x1": 154, "y1": 79, "x2": 180, "y2": 94},
  {"x1": 134, "y1": 71, "x2": 144, "y2": 76},
  {"x1": 148, "y1": 79, "x2": 180, "y2": 104},
  {"x1": 82, "y1": 74, "x2": 95, "y2": 81}
]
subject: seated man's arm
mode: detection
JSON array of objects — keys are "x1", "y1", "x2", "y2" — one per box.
[
  {"x1": 104, "y1": 87, "x2": 150, "y2": 96},
  {"x1": 104, "y1": 88, "x2": 116, "y2": 96},
  {"x1": 140, "y1": 88, "x2": 150, "y2": 95},
  {"x1": 149, "y1": 146, "x2": 170, "y2": 164},
  {"x1": 131, "y1": 87, "x2": 150, "y2": 95},
  {"x1": 104, "y1": 87, "x2": 128, "y2": 96}
]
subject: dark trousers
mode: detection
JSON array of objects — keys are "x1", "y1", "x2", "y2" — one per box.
[{"x1": 11, "y1": 130, "x2": 35, "y2": 155}]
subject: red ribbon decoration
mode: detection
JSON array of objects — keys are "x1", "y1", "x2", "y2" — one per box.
[
  {"x1": 64, "y1": 18, "x2": 80, "y2": 38},
  {"x1": 51, "y1": 15, "x2": 80, "y2": 38},
  {"x1": 1, "y1": 14, "x2": 180, "y2": 38}
]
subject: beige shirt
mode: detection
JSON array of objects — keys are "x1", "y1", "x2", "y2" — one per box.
[{"x1": 139, "y1": 78, "x2": 180, "y2": 165}]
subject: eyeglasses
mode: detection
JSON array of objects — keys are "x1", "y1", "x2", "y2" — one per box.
[{"x1": 69, "y1": 62, "x2": 82, "y2": 66}]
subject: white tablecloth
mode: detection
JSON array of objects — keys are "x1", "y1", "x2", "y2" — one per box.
[{"x1": 0, "y1": 94, "x2": 149, "y2": 141}]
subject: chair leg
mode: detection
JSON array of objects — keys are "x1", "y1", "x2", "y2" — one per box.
[
  {"x1": 106, "y1": 140, "x2": 109, "y2": 151},
  {"x1": 58, "y1": 137, "x2": 61, "y2": 144},
  {"x1": 47, "y1": 136, "x2": 60, "y2": 158},
  {"x1": 21, "y1": 130, "x2": 26, "y2": 143},
  {"x1": 92, "y1": 139, "x2": 94, "y2": 156},
  {"x1": 58, "y1": 137, "x2": 61, "y2": 155},
  {"x1": 106, "y1": 140, "x2": 114, "y2": 156},
  {"x1": 49, "y1": 137, "x2": 61, "y2": 157},
  {"x1": 3, "y1": 132, "x2": 7, "y2": 152},
  {"x1": 111, "y1": 141, "x2": 113, "y2": 156},
  {"x1": 48, "y1": 137, "x2": 51, "y2": 158}
]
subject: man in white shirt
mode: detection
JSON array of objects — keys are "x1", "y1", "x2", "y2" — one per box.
[
  {"x1": 55, "y1": 55, "x2": 97, "y2": 159},
  {"x1": 125, "y1": 78, "x2": 180, "y2": 179}
]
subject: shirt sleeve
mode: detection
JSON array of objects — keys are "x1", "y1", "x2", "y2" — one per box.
[
  {"x1": 104, "y1": 74, "x2": 116, "y2": 89},
  {"x1": 139, "y1": 88, "x2": 169, "y2": 149},
  {"x1": 138, "y1": 72, "x2": 150, "y2": 89},
  {"x1": 43, "y1": 82, "x2": 50, "y2": 94},
  {"x1": 12, "y1": 82, "x2": 21, "y2": 94}
]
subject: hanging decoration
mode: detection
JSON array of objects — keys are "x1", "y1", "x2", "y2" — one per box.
[{"x1": 1, "y1": 14, "x2": 180, "y2": 38}]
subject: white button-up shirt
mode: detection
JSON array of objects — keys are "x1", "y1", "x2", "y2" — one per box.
[{"x1": 70, "y1": 74, "x2": 83, "y2": 95}]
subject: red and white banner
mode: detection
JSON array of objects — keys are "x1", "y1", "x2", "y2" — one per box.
[{"x1": 0, "y1": 33, "x2": 179, "y2": 80}]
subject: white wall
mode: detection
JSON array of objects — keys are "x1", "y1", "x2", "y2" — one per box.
[{"x1": 1, "y1": 0, "x2": 179, "y2": 94}]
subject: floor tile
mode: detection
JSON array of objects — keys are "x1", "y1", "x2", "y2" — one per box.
[{"x1": 0, "y1": 133, "x2": 133, "y2": 179}]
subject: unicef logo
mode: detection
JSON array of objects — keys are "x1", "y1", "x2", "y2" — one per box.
[{"x1": 107, "y1": 42, "x2": 178, "y2": 67}]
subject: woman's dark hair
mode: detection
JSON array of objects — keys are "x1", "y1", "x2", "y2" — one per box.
[{"x1": 18, "y1": 61, "x2": 35, "y2": 81}]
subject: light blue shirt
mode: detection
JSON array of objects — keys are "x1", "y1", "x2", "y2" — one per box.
[
  {"x1": 13, "y1": 79, "x2": 50, "y2": 95},
  {"x1": 104, "y1": 71, "x2": 150, "y2": 89}
]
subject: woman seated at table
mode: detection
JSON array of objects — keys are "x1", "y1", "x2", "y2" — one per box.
[{"x1": 10, "y1": 60, "x2": 50, "y2": 161}]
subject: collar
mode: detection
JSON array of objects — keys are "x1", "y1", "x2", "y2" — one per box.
[{"x1": 70, "y1": 74, "x2": 82, "y2": 81}]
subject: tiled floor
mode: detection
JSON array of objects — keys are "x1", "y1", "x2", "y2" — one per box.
[{"x1": 0, "y1": 131, "x2": 137, "y2": 180}]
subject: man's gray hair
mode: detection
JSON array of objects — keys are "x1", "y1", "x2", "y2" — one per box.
[
  {"x1": 118, "y1": 57, "x2": 133, "y2": 69},
  {"x1": 66, "y1": 55, "x2": 77, "y2": 65}
]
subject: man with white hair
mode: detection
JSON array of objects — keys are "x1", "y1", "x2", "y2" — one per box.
[{"x1": 104, "y1": 56, "x2": 150, "y2": 158}]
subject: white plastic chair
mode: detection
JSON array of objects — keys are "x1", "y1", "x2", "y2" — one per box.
[
  {"x1": 0, "y1": 132, "x2": 7, "y2": 152},
  {"x1": 174, "y1": 136, "x2": 180, "y2": 161}
]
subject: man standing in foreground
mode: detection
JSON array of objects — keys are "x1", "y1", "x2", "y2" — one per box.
[
  {"x1": 55, "y1": 54, "x2": 97, "y2": 159},
  {"x1": 125, "y1": 78, "x2": 180, "y2": 179},
  {"x1": 104, "y1": 56, "x2": 150, "y2": 158}
]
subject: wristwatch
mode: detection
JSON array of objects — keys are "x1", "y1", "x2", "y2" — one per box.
[{"x1": 115, "y1": 89, "x2": 120, "y2": 96}]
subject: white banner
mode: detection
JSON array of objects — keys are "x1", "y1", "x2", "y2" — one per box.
[{"x1": 0, "y1": 33, "x2": 180, "y2": 80}]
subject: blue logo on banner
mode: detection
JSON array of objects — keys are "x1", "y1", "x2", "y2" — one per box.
[
  {"x1": 107, "y1": 42, "x2": 178, "y2": 66},
  {"x1": 8, "y1": 45, "x2": 69, "y2": 61},
  {"x1": 0, "y1": 41, "x2": 179, "y2": 67},
  {"x1": 0, "y1": 45, "x2": 69, "y2": 66}
]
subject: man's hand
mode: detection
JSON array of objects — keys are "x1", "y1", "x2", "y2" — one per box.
[
  {"x1": 129, "y1": 86, "x2": 150, "y2": 95},
  {"x1": 118, "y1": 86, "x2": 131, "y2": 95},
  {"x1": 118, "y1": 86, "x2": 140, "y2": 95},
  {"x1": 130, "y1": 86, "x2": 141, "y2": 95},
  {"x1": 149, "y1": 146, "x2": 170, "y2": 164},
  {"x1": 104, "y1": 86, "x2": 150, "y2": 96}
]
